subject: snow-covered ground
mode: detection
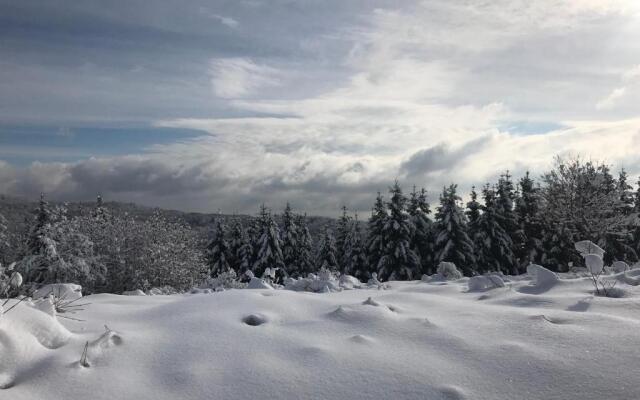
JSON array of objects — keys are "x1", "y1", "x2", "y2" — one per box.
[{"x1": 2, "y1": 271, "x2": 640, "y2": 400}]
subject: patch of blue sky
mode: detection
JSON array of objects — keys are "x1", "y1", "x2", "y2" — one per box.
[
  {"x1": 498, "y1": 121, "x2": 566, "y2": 136},
  {"x1": 0, "y1": 125, "x2": 209, "y2": 165}
]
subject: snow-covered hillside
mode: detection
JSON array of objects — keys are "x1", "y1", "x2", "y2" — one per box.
[{"x1": 2, "y1": 272, "x2": 640, "y2": 400}]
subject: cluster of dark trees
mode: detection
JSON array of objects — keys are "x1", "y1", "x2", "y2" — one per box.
[{"x1": 1, "y1": 157, "x2": 639, "y2": 293}]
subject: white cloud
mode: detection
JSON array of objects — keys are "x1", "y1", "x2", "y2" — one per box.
[
  {"x1": 209, "y1": 58, "x2": 281, "y2": 98},
  {"x1": 596, "y1": 87, "x2": 627, "y2": 110}
]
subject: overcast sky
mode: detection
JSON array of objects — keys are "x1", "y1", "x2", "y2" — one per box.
[{"x1": 1, "y1": 0, "x2": 640, "y2": 215}]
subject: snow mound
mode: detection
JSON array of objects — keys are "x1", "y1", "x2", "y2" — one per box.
[
  {"x1": 33, "y1": 283, "x2": 82, "y2": 301},
  {"x1": 0, "y1": 301, "x2": 72, "y2": 388},
  {"x1": 247, "y1": 277, "x2": 274, "y2": 290},
  {"x1": 468, "y1": 275, "x2": 505, "y2": 292},
  {"x1": 122, "y1": 289, "x2": 146, "y2": 296},
  {"x1": 426, "y1": 261, "x2": 464, "y2": 281},
  {"x1": 520, "y1": 264, "x2": 559, "y2": 294}
]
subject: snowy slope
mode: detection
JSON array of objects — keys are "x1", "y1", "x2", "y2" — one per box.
[{"x1": 2, "y1": 273, "x2": 640, "y2": 400}]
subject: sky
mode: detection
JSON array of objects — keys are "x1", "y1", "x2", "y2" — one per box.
[{"x1": 1, "y1": 0, "x2": 640, "y2": 216}]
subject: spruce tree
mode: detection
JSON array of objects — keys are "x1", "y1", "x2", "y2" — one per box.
[
  {"x1": 408, "y1": 187, "x2": 434, "y2": 274},
  {"x1": 252, "y1": 205, "x2": 285, "y2": 277},
  {"x1": 27, "y1": 193, "x2": 53, "y2": 256},
  {"x1": 377, "y1": 182, "x2": 420, "y2": 281},
  {"x1": 229, "y1": 220, "x2": 253, "y2": 274},
  {"x1": 316, "y1": 226, "x2": 338, "y2": 271},
  {"x1": 280, "y1": 203, "x2": 299, "y2": 275},
  {"x1": 335, "y1": 205, "x2": 352, "y2": 270},
  {"x1": 0, "y1": 212, "x2": 8, "y2": 266},
  {"x1": 342, "y1": 213, "x2": 369, "y2": 281},
  {"x1": 496, "y1": 171, "x2": 520, "y2": 260},
  {"x1": 433, "y1": 184, "x2": 475, "y2": 275},
  {"x1": 206, "y1": 218, "x2": 232, "y2": 276},
  {"x1": 475, "y1": 185, "x2": 516, "y2": 275},
  {"x1": 514, "y1": 172, "x2": 544, "y2": 270},
  {"x1": 366, "y1": 192, "x2": 387, "y2": 275},
  {"x1": 294, "y1": 213, "x2": 315, "y2": 277},
  {"x1": 465, "y1": 186, "x2": 482, "y2": 271}
]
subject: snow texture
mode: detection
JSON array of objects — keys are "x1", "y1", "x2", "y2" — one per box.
[{"x1": 2, "y1": 271, "x2": 640, "y2": 399}]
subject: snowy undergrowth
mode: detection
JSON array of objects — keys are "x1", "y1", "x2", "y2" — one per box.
[{"x1": 2, "y1": 272, "x2": 640, "y2": 400}]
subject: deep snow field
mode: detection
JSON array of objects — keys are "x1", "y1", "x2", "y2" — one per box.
[{"x1": 2, "y1": 271, "x2": 640, "y2": 400}]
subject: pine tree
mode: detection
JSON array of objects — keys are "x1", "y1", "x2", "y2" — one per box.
[
  {"x1": 475, "y1": 185, "x2": 516, "y2": 274},
  {"x1": 496, "y1": 171, "x2": 520, "y2": 262},
  {"x1": 342, "y1": 213, "x2": 369, "y2": 281},
  {"x1": 206, "y1": 218, "x2": 232, "y2": 276},
  {"x1": 366, "y1": 192, "x2": 387, "y2": 275},
  {"x1": 514, "y1": 172, "x2": 544, "y2": 270},
  {"x1": 335, "y1": 205, "x2": 352, "y2": 270},
  {"x1": 433, "y1": 184, "x2": 475, "y2": 275},
  {"x1": 0, "y1": 211, "x2": 8, "y2": 266},
  {"x1": 229, "y1": 220, "x2": 252, "y2": 274},
  {"x1": 408, "y1": 187, "x2": 434, "y2": 274},
  {"x1": 92, "y1": 194, "x2": 109, "y2": 221},
  {"x1": 252, "y1": 205, "x2": 284, "y2": 277},
  {"x1": 465, "y1": 186, "x2": 482, "y2": 271},
  {"x1": 316, "y1": 226, "x2": 338, "y2": 271},
  {"x1": 26, "y1": 193, "x2": 53, "y2": 256},
  {"x1": 280, "y1": 203, "x2": 299, "y2": 275},
  {"x1": 377, "y1": 182, "x2": 420, "y2": 281},
  {"x1": 294, "y1": 213, "x2": 315, "y2": 277}
]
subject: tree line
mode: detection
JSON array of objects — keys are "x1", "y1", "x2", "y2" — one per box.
[{"x1": 0, "y1": 156, "x2": 638, "y2": 293}]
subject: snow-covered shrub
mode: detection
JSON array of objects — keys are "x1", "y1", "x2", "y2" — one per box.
[
  {"x1": 468, "y1": 274, "x2": 505, "y2": 292},
  {"x1": 436, "y1": 262, "x2": 463, "y2": 280},
  {"x1": 147, "y1": 286, "x2": 178, "y2": 296},
  {"x1": 611, "y1": 261, "x2": 629, "y2": 273},
  {"x1": 575, "y1": 240, "x2": 618, "y2": 297},
  {"x1": 284, "y1": 268, "x2": 342, "y2": 293},
  {"x1": 200, "y1": 269, "x2": 247, "y2": 290},
  {"x1": 0, "y1": 262, "x2": 23, "y2": 315}
]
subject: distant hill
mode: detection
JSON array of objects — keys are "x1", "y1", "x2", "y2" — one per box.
[{"x1": 0, "y1": 194, "x2": 338, "y2": 241}]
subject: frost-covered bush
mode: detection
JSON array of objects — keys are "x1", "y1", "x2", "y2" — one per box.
[
  {"x1": 527, "y1": 264, "x2": 558, "y2": 287},
  {"x1": 200, "y1": 269, "x2": 247, "y2": 290},
  {"x1": 0, "y1": 262, "x2": 23, "y2": 315},
  {"x1": 436, "y1": 262, "x2": 464, "y2": 280},
  {"x1": 575, "y1": 240, "x2": 618, "y2": 297},
  {"x1": 284, "y1": 268, "x2": 343, "y2": 293}
]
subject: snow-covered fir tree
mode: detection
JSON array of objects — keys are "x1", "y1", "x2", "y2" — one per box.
[
  {"x1": 280, "y1": 203, "x2": 299, "y2": 276},
  {"x1": 366, "y1": 192, "x2": 387, "y2": 275},
  {"x1": 496, "y1": 172, "x2": 520, "y2": 263},
  {"x1": 475, "y1": 185, "x2": 516, "y2": 275},
  {"x1": 335, "y1": 205, "x2": 352, "y2": 270},
  {"x1": 342, "y1": 213, "x2": 369, "y2": 281},
  {"x1": 465, "y1": 186, "x2": 482, "y2": 271},
  {"x1": 408, "y1": 186, "x2": 434, "y2": 274},
  {"x1": 514, "y1": 172, "x2": 544, "y2": 269},
  {"x1": 377, "y1": 182, "x2": 420, "y2": 281},
  {"x1": 229, "y1": 220, "x2": 253, "y2": 275},
  {"x1": 207, "y1": 218, "x2": 232, "y2": 277},
  {"x1": 434, "y1": 184, "x2": 475, "y2": 275},
  {"x1": 316, "y1": 226, "x2": 338, "y2": 271},
  {"x1": 294, "y1": 213, "x2": 315, "y2": 277},
  {"x1": 252, "y1": 205, "x2": 285, "y2": 277},
  {"x1": 0, "y1": 211, "x2": 8, "y2": 265}
]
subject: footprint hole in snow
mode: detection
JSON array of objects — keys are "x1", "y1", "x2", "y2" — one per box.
[{"x1": 242, "y1": 314, "x2": 267, "y2": 326}]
